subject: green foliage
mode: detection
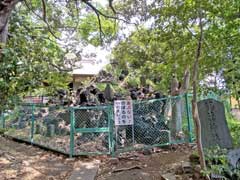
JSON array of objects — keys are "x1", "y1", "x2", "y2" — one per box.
[
  {"x1": 0, "y1": 10, "x2": 70, "y2": 108},
  {"x1": 204, "y1": 147, "x2": 228, "y2": 172},
  {"x1": 200, "y1": 113, "x2": 240, "y2": 178},
  {"x1": 112, "y1": 0, "x2": 240, "y2": 95},
  {"x1": 227, "y1": 115, "x2": 240, "y2": 147},
  {"x1": 204, "y1": 147, "x2": 240, "y2": 179},
  {"x1": 0, "y1": 1, "x2": 119, "y2": 110},
  {"x1": 78, "y1": 13, "x2": 118, "y2": 46},
  {"x1": 112, "y1": 84, "x2": 128, "y2": 95},
  {"x1": 0, "y1": 128, "x2": 6, "y2": 134}
]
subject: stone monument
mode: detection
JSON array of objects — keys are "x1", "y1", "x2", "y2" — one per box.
[{"x1": 198, "y1": 98, "x2": 233, "y2": 149}]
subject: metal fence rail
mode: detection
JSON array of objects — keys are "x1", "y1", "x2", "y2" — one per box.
[
  {"x1": 114, "y1": 93, "x2": 193, "y2": 154},
  {"x1": 70, "y1": 105, "x2": 114, "y2": 157},
  {"x1": 3, "y1": 104, "x2": 71, "y2": 154},
  {"x1": 0, "y1": 93, "x2": 194, "y2": 157}
]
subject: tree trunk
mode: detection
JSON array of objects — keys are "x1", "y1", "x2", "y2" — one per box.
[
  {"x1": 0, "y1": 0, "x2": 20, "y2": 45},
  {"x1": 0, "y1": 0, "x2": 20, "y2": 111},
  {"x1": 0, "y1": 21, "x2": 8, "y2": 44},
  {"x1": 171, "y1": 98, "x2": 183, "y2": 137},
  {"x1": 237, "y1": 98, "x2": 240, "y2": 109},
  {"x1": 192, "y1": 13, "x2": 206, "y2": 170},
  {"x1": 170, "y1": 69, "x2": 190, "y2": 138}
]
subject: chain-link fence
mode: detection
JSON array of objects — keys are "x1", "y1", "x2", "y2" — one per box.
[
  {"x1": 33, "y1": 105, "x2": 71, "y2": 154},
  {"x1": 0, "y1": 113, "x2": 4, "y2": 129},
  {"x1": 2, "y1": 104, "x2": 71, "y2": 154},
  {"x1": 0, "y1": 93, "x2": 194, "y2": 157},
  {"x1": 4, "y1": 105, "x2": 33, "y2": 142},
  {"x1": 71, "y1": 106, "x2": 113, "y2": 156},
  {"x1": 114, "y1": 94, "x2": 194, "y2": 154}
]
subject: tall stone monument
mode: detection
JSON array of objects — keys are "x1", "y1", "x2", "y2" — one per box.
[{"x1": 198, "y1": 98, "x2": 233, "y2": 149}]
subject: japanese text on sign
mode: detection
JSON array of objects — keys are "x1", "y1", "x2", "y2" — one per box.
[{"x1": 114, "y1": 100, "x2": 134, "y2": 125}]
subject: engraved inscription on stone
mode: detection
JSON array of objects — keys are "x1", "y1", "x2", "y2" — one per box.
[{"x1": 198, "y1": 99, "x2": 233, "y2": 149}]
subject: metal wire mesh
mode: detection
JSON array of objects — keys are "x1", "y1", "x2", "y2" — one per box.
[
  {"x1": 2, "y1": 93, "x2": 194, "y2": 156},
  {"x1": 73, "y1": 106, "x2": 111, "y2": 155},
  {"x1": 115, "y1": 95, "x2": 194, "y2": 153},
  {"x1": 33, "y1": 105, "x2": 70, "y2": 154},
  {"x1": 4, "y1": 105, "x2": 33, "y2": 141},
  {"x1": 115, "y1": 98, "x2": 169, "y2": 152},
  {"x1": 0, "y1": 113, "x2": 4, "y2": 129},
  {"x1": 74, "y1": 108, "x2": 108, "y2": 128},
  {"x1": 3, "y1": 104, "x2": 70, "y2": 154}
]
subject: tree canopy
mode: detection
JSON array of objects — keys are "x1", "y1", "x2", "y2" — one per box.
[
  {"x1": 112, "y1": 0, "x2": 240, "y2": 97},
  {"x1": 0, "y1": 0, "x2": 239, "y2": 105}
]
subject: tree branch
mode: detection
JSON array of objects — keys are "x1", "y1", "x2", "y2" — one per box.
[
  {"x1": 95, "y1": 12, "x2": 104, "y2": 44},
  {"x1": 109, "y1": 0, "x2": 116, "y2": 14},
  {"x1": 41, "y1": 0, "x2": 46, "y2": 22},
  {"x1": 81, "y1": 0, "x2": 134, "y2": 24},
  {"x1": 24, "y1": 0, "x2": 59, "y2": 39}
]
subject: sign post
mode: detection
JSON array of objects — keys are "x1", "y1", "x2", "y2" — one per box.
[
  {"x1": 114, "y1": 100, "x2": 133, "y2": 126},
  {"x1": 114, "y1": 100, "x2": 134, "y2": 147}
]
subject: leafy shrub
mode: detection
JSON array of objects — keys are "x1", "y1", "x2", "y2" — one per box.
[
  {"x1": 204, "y1": 147, "x2": 240, "y2": 179},
  {"x1": 227, "y1": 115, "x2": 240, "y2": 147}
]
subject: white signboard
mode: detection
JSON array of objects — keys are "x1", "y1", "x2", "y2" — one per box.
[{"x1": 114, "y1": 100, "x2": 134, "y2": 125}]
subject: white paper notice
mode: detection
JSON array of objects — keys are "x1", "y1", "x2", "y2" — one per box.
[{"x1": 114, "y1": 100, "x2": 134, "y2": 125}]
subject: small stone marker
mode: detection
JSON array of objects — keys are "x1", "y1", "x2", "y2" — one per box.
[
  {"x1": 46, "y1": 124, "x2": 55, "y2": 137},
  {"x1": 35, "y1": 124, "x2": 41, "y2": 134},
  {"x1": 198, "y1": 99, "x2": 233, "y2": 149},
  {"x1": 227, "y1": 148, "x2": 240, "y2": 169},
  {"x1": 104, "y1": 83, "x2": 114, "y2": 101}
]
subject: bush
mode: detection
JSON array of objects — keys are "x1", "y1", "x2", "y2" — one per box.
[
  {"x1": 227, "y1": 115, "x2": 240, "y2": 147},
  {"x1": 204, "y1": 147, "x2": 240, "y2": 179}
]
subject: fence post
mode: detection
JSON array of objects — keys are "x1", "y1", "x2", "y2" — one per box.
[
  {"x1": 69, "y1": 108, "x2": 75, "y2": 158},
  {"x1": 2, "y1": 112, "x2": 5, "y2": 129},
  {"x1": 31, "y1": 104, "x2": 35, "y2": 144},
  {"x1": 185, "y1": 93, "x2": 193, "y2": 143},
  {"x1": 1, "y1": 111, "x2": 5, "y2": 129},
  {"x1": 108, "y1": 106, "x2": 115, "y2": 157},
  {"x1": 0, "y1": 112, "x2": 2, "y2": 128}
]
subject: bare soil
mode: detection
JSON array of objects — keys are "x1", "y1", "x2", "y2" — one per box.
[
  {"x1": 0, "y1": 135, "x2": 197, "y2": 180},
  {"x1": 97, "y1": 144, "x2": 196, "y2": 180},
  {"x1": 0, "y1": 136, "x2": 74, "y2": 180}
]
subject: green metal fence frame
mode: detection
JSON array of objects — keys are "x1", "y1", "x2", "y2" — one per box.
[
  {"x1": 0, "y1": 113, "x2": 5, "y2": 129},
  {"x1": 69, "y1": 105, "x2": 114, "y2": 157},
  {"x1": 185, "y1": 93, "x2": 193, "y2": 143},
  {"x1": 1, "y1": 93, "x2": 196, "y2": 157}
]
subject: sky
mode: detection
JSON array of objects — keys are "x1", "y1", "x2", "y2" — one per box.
[{"x1": 67, "y1": 0, "x2": 137, "y2": 75}]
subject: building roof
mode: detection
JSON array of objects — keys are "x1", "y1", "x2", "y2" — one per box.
[
  {"x1": 72, "y1": 60, "x2": 103, "y2": 76},
  {"x1": 67, "y1": 45, "x2": 110, "y2": 76}
]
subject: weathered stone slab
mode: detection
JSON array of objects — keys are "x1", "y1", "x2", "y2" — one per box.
[
  {"x1": 46, "y1": 124, "x2": 55, "y2": 137},
  {"x1": 227, "y1": 148, "x2": 240, "y2": 168},
  {"x1": 198, "y1": 99, "x2": 233, "y2": 149},
  {"x1": 69, "y1": 160, "x2": 99, "y2": 180},
  {"x1": 161, "y1": 173, "x2": 176, "y2": 180}
]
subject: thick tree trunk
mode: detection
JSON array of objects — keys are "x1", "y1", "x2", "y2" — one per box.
[
  {"x1": 0, "y1": 0, "x2": 20, "y2": 110},
  {"x1": 0, "y1": 0, "x2": 20, "y2": 45}
]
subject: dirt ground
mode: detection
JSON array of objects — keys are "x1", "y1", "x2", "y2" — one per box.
[
  {"x1": 0, "y1": 136, "x2": 75, "y2": 180},
  {"x1": 97, "y1": 144, "x2": 196, "y2": 180},
  {"x1": 0, "y1": 135, "x2": 197, "y2": 180}
]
